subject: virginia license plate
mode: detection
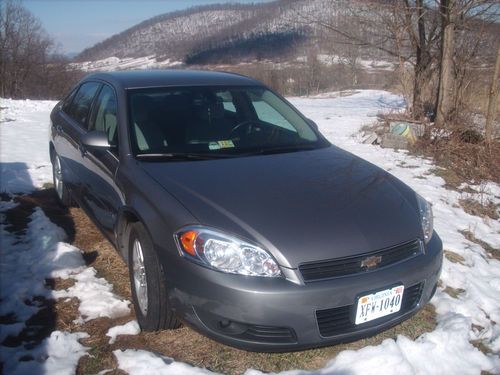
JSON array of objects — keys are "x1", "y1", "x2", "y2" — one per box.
[{"x1": 355, "y1": 285, "x2": 404, "y2": 325}]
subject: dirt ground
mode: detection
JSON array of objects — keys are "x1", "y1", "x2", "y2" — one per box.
[{"x1": 3, "y1": 188, "x2": 438, "y2": 375}]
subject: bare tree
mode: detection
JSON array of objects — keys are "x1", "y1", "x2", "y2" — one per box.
[
  {"x1": 485, "y1": 46, "x2": 500, "y2": 143},
  {"x1": 296, "y1": 0, "x2": 498, "y2": 127},
  {"x1": 295, "y1": 1, "x2": 441, "y2": 119},
  {"x1": 410, "y1": 0, "x2": 438, "y2": 119},
  {"x1": 435, "y1": 0, "x2": 457, "y2": 127},
  {"x1": 0, "y1": 0, "x2": 53, "y2": 98}
]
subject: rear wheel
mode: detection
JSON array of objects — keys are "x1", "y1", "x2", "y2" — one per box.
[
  {"x1": 51, "y1": 152, "x2": 73, "y2": 206},
  {"x1": 128, "y1": 222, "x2": 180, "y2": 331}
]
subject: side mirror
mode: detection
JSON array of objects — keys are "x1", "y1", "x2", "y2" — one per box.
[
  {"x1": 81, "y1": 130, "x2": 110, "y2": 149},
  {"x1": 307, "y1": 118, "x2": 319, "y2": 131}
]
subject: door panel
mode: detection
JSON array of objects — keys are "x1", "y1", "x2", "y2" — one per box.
[
  {"x1": 53, "y1": 82, "x2": 101, "y2": 201},
  {"x1": 80, "y1": 84, "x2": 123, "y2": 237}
]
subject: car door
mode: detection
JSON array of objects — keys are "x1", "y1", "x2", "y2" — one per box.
[
  {"x1": 80, "y1": 84, "x2": 124, "y2": 238},
  {"x1": 53, "y1": 81, "x2": 101, "y2": 201}
]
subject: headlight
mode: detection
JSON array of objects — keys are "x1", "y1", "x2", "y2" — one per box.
[
  {"x1": 175, "y1": 226, "x2": 282, "y2": 277},
  {"x1": 416, "y1": 195, "x2": 433, "y2": 243}
]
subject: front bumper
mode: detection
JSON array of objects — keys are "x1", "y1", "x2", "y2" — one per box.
[{"x1": 165, "y1": 233, "x2": 443, "y2": 351}]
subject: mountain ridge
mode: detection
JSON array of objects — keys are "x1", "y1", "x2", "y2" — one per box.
[{"x1": 75, "y1": 0, "x2": 328, "y2": 64}]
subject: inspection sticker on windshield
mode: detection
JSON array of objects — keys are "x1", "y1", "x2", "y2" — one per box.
[
  {"x1": 217, "y1": 140, "x2": 235, "y2": 149},
  {"x1": 355, "y1": 285, "x2": 404, "y2": 325},
  {"x1": 208, "y1": 142, "x2": 221, "y2": 150}
]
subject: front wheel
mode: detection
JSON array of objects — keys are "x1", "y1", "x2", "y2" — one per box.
[{"x1": 128, "y1": 222, "x2": 181, "y2": 331}]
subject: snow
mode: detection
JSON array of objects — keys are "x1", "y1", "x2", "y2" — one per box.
[
  {"x1": 53, "y1": 267, "x2": 131, "y2": 323},
  {"x1": 106, "y1": 320, "x2": 141, "y2": 344},
  {"x1": 2, "y1": 331, "x2": 89, "y2": 375},
  {"x1": 0, "y1": 100, "x2": 131, "y2": 372},
  {"x1": 114, "y1": 349, "x2": 218, "y2": 375},
  {"x1": 1, "y1": 91, "x2": 499, "y2": 374},
  {"x1": 0, "y1": 98, "x2": 57, "y2": 193},
  {"x1": 296, "y1": 54, "x2": 396, "y2": 71},
  {"x1": 74, "y1": 56, "x2": 183, "y2": 72},
  {"x1": 0, "y1": 200, "x2": 130, "y2": 373},
  {"x1": 0, "y1": 206, "x2": 79, "y2": 326}
]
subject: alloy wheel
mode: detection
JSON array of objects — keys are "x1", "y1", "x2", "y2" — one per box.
[
  {"x1": 132, "y1": 239, "x2": 148, "y2": 316},
  {"x1": 53, "y1": 155, "x2": 64, "y2": 201}
]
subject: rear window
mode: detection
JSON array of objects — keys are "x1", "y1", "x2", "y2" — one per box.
[
  {"x1": 66, "y1": 82, "x2": 100, "y2": 127},
  {"x1": 61, "y1": 88, "x2": 77, "y2": 114}
]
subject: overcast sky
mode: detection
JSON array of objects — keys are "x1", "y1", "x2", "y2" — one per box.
[{"x1": 22, "y1": 0, "x2": 272, "y2": 55}]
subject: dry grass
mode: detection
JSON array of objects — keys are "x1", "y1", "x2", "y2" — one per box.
[
  {"x1": 459, "y1": 198, "x2": 499, "y2": 221},
  {"x1": 443, "y1": 286, "x2": 465, "y2": 299},
  {"x1": 429, "y1": 167, "x2": 465, "y2": 191},
  {"x1": 471, "y1": 340, "x2": 493, "y2": 355},
  {"x1": 459, "y1": 229, "x2": 500, "y2": 261},
  {"x1": 412, "y1": 135, "x2": 500, "y2": 187},
  {"x1": 1, "y1": 189, "x2": 439, "y2": 374},
  {"x1": 65, "y1": 205, "x2": 438, "y2": 374},
  {"x1": 69, "y1": 208, "x2": 131, "y2": 299},
  {"x1": 444, "y1": 250, "x2": 466, "y2": 264}
]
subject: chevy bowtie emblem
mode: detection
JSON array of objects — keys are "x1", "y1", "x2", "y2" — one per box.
[{"x1": 361, "y1": 255, "x2": 382, "y2": 270}]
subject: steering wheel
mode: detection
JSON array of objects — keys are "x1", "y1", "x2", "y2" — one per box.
[
  {"x1": 229, "y1": 119, "x2": 271, "y2": 138},
  {"x1": 230, "y1": 120, "x2": 256, "y2": 137}
]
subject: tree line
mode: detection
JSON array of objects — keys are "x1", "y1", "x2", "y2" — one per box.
[
  {"x1": 0, "y1": 0, "x2": 83, "y2": 99},
  {"x1": 0, "y1": 0, "x2": 498, "y2": 143},
  {"x1": 297, "y1": 0, "x2": 499, "y2": 142}
]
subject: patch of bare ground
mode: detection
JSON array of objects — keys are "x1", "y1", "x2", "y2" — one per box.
[
  {"x1": 2, "y1": 189, "x2": 439, "y2": 374},
  {"x1": 459, "y1": 198, "x2": 499, "y2": 221},
  {"x1": 444, "y1": 249, "x2": 466, "y2": 264},
  {"x1": 79, "y1": 304, "x2": 435, "y2": 375},
  {"x1": 66, "y1": 204, "x2": 437, "y2": 374},
  {"x1": 69, "y1": 207, "x2": 131, "y2": 299},
  {"x1": 459, "y1": 229, "x2": 500, "y2": 260},
  {"x1": 412, "y1": 136, "x2": 500, "y2": 187},
  {"x1": 443, "y1": 286, "x2": 465, "y2": 299},
  {"x1": 0, "y1": 190, "x2": 74, "y2": 364}
]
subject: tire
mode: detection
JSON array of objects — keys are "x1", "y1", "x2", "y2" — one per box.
[
  {"x1": 51, "y1": 152, "x2": 74, "y2": 206},
  {"x1": 127, "y1": 222, "x2": 181, "y2": 331}
]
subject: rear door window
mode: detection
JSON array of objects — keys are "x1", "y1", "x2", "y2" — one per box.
[
  {"x1": 66, "y1": 82, "x2": 101, "y2": 128},
  {"x1": 89, "y1": 85, "x2": 118, "y2": 148},
  {"x1": 61, "y1": 87, "x2": 77, "y2": 114}
]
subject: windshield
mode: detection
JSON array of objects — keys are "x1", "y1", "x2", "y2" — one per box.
[{"x1": 128, "y1": 86, "x2": 327, "y2": 158}]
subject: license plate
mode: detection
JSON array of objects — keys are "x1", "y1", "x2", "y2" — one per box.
[{"x1": 355, "y1": 285, "x2": 404, "y2": 325}]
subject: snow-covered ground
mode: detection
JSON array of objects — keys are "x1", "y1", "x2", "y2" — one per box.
[
  {"x1": 0, "y1": 99, "x2": 56, "y2": 192},
  {"x1": 74, "y1": 53, "x2": 395, "y2": 73},
  {"x1": 73, "y1": 56, "x2": 183, "y2": 72},
  {"x1": 296, "y1": 55, "x2": 396, "y2": 71},
  {"x1": 0, "y1": 91, "x2": 499, "y2": 374}
]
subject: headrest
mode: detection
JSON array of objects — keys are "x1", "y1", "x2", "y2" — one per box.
[
  {"x1": 193, "y1": 95, "x2": 224, "y2": 121},
  {"x1": 131, "y1": 95, "x2": 154, "y2": 123},
  {"x1": 163, "y1": 94, "x2": 190, "y2": 111}
]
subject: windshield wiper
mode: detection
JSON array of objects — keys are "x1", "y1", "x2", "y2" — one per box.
[
  {"x1": 247, "y1": 144, "x2": 319, "y2": 156},
  {"x1": 136, "y1": 152, "x2": 234, "y2": 161}
]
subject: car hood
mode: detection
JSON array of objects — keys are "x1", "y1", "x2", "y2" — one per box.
[{"x1": 139, "y1": 146, "x2": 422, "y2": 269}]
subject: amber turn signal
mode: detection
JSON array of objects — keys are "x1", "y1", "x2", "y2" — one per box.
[{"x1": 180, "y1": 230, "x2": 198, "y2": 256}]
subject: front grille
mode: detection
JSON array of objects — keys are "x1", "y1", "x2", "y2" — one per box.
[
  {"x1": 316, "y1": 282, "x2": 424, "y2": 338},
  {"x1": 239, "y1": 325, "x2": 297, "y2": 343},
  {"x1": 299, "y1": 239, "x2": 422, "y2": 282}
]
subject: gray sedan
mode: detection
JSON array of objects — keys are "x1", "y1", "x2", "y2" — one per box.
[{"x1": 49, "y1": 70, "x2": 442, "y2": 351}]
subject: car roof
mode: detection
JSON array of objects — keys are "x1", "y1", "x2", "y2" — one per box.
[{"x1": 84, "y1": 69, "x2": 263, "y2": 90}]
